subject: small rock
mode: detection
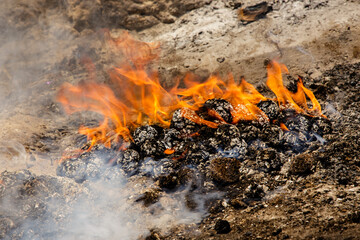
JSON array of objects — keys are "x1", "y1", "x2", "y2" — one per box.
[
  {"x1": 229, "y1": 198, "x2": 248, "y2": 209},
  {"x1": 216, "y1": 57, "x2": 225, "y2": 63},
  {"x1": 215, "y1": 219, "x2": 231, "y2": 234}
]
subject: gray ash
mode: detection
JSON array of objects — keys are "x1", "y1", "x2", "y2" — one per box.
[{"x1": 56, "y1": 158, "x2": 87, "y2": 183}]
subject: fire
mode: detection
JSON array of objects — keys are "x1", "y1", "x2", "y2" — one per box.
[
  {"x1": 57, "y1": 32, "x2": 324, "y2": 149},
  {"x1": 57, "y1": 32, "x2": 178, "y2": 149},
  {"x1": 266, "y1": 61, "x2": 324, "y2": 117}
]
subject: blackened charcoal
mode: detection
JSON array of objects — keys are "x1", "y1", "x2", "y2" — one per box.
[
  {"x1": 117, "y1": 149, "x2": 140, "y2": 174},
  {"x1": 286, "y1": 75, "x2": 299, "y2": 93},
  {"x1": 311, "y1": 117, "x2": 332, "y2": 135},
  {"x1": 140, "y1": 139, "x2": 165, "y2": 157},
  {"x1": 162, "y1": 128, "x2": 181, "y2": 149},
  {"x1": 204, "y1": 137, "x2": 221, "y2": 153},
  {"x1": 90, "y1": 144, "x2": 122, "y2": 163},
  {"x1": 237, "y1": 122, "x2": 262, "y2": 141},
  {"x1": 204, "y1": 98, "x2": 233, "y2": 123},
  {"x1": 133, "y1": 125, "x2": 159, "y2": 145},
  {"x1": 211, "y1": 124, "x2": 247, "y2": 158},
  {"x1": 249, "y1": 140, "x2": 268, "y2": 150},
  {"x1": 119, "y1": 149, "x2": 140, "y2": 163},
  {"x1": 173, "y1": 140, "x2": 188, "y2": 155},
  {"x1": 197, "y1": 125, "x2": 217, "y2": 141},
  {"x1": 258, "y1": 125, "x2": 283, "y2": 147},
  {"x1": 278, "y1": 109, "x2": 297, "y2": 122},
  {"x1": 170, "y1": 109, "x2": 193, "y2": 129},
  {"x1": 186, "y1": 150, "x2": 210, "y2": 165},
  {"x1": 284, "y1": 114, "x2": 311, "y2": 132},
  {"x1": 214, "y1": 219, "x2": 231, "y2": 234},
  {"x1": 221, "y1": 138, "x2": 247, "y2": 159},
  {"x1": 257, "y1": 100, "x2": 279, "y2": 121},
  {"x1": 56, "y1": 159, "x2": 87, "y2": 183},
  {"x1": 170, "y1": 109, "x2": 198, "y2": 133},
  {"x1": 281, "y1": 131, "x2": 308, "y2": 152},
  {"x1": 255, "y1": 148, "x2": 282, "y2": 173},
  {"x1": 247, "y1": 140, "x2": 268, "y2": 158},
  {"x1": 158, "y1": 173, "x2": 179, "y2": 190},
  {"x1": 140, "y1": 158, "x2": 176, "y2": 179},
  {"x1": 187, "y1": 138, "x2": 208, "y2": 152},
  {"x1": 215, "y1": 124, "x2": 241, "y2": 146}
]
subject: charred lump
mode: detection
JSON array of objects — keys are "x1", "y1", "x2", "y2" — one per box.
[{"x1": 57, "y1": 93, "x2": 333, "y2": 190}]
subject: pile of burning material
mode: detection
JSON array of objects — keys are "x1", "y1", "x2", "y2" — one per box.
[{"x1": 56, "y1": 32, "x2": 331, "y2": 195}]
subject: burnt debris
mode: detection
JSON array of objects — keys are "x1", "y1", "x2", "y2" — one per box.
[
  {"x1": 204, "y1": 98, "x2": 234, "y2": 123},
  {"x1": 57, "y1": 90, "x2": 333, "y2": 204},
  {"x1": 4, "y1": 62, "x2": 360, "y2": 240}
]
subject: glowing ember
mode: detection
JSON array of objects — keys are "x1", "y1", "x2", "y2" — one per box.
[{"x1": 57, "y1": 32, "x2": 325, "y2": 148}]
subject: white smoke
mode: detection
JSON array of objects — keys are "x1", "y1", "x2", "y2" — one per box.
[
  {"x1": 0, "y1": 2, "x2": 217, "y2": 239},
  {"x1": 0, "y1": 166, "x2": 211, "y2": 239}
]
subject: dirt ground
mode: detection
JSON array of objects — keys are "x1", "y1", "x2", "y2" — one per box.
[{"x1": 1, "y1": 0, "x2": 360, "y2": 239}]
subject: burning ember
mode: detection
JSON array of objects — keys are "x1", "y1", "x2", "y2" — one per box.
[{"x1": 57, "y1": 32, "x2": 325, "y2": 150}]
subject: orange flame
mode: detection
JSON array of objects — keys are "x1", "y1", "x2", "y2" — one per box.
[
  {"x1": 266, "y1": 60, "x2": 324, "y2": 117},
  {"x1": 224, "y1": 75, "x2": 268, "y2": 123},
  {"x1": 57, "y1": 32, "x2": 324, "y2": 149},
  {"x1": 57, "y1": 32, "x2": 178, "y2": 149}
]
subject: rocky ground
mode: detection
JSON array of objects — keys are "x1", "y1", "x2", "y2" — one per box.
[{"x1": 1, "y1": 0, "x2": 360, "y2": 239}]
